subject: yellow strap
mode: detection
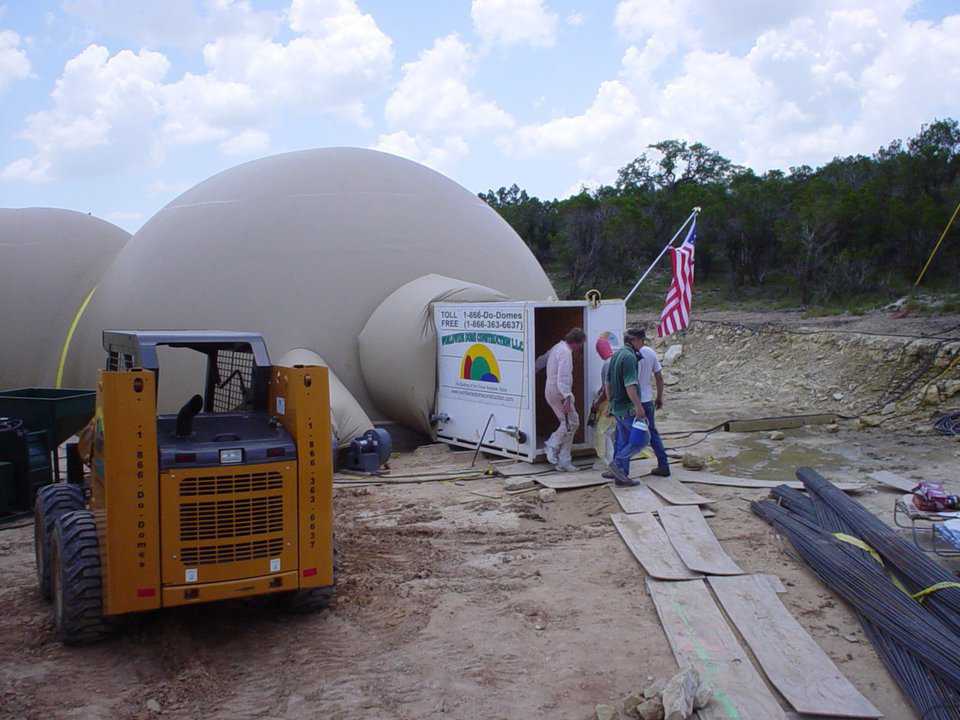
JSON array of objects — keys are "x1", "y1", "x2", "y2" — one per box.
[
  {"x1": 915, "y1": 200, "x2": 960, "y2": 286},
  {"x1": 911, "y1": 581, "x2": 960, "y2": 602},
  {"x1": 55, "y1": 285, "x2": 97, "y2": 388},
  {"x1": 833, "y1": 533, "x2": 882, "y2": 564},
  {"x1": 833, "y1": 532, "x2": 933, "y2": 598}
]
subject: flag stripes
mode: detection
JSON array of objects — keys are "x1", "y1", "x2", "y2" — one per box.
[{"x1": 657, "y1": 223, "x2": 696, "y2": 338}]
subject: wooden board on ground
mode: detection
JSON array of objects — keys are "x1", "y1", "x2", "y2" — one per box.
[
  {"x1": 758, "y1": 573, "x2": 786, "y2": 594},
  {"x1": 534, "y1": 470, "x2": 610, "y2": 490},
  {"x1": 708, "y1": 575, "x2": 881, "y2": 718},
  {"x1": 647, "y1": 579, "x2": 787, "y2": 720},
  {"x1": 647, "y1": 476, "x2": 713, "y2": 505},
  {"x1": 610, "y1": 482, "x2": 665, "y2": 513},
  {"x1": 671, "y1": 467, "x2": 865, "y2": 493},
  {"x1": 869, "y1": 470, "x2": 917, "y2": 492},
  {"x1": 724, "y1": 413, "x2": 836, "y2": 432},
  {"x1": 611, "y1": 512, "x2": 702, "y2": 580},
  {"x1": 658, "y1": 505, "x2": 743, "y2": 575}
]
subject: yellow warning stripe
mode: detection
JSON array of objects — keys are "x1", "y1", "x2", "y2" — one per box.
[
  {"x1": 833, "y1": 533, "x2": 882, "y2": 564},
  {"x1": 911, "y1": 581, "x2": 960, "y2": 602},
  {"x1": 832, "y1": 532, "x2": 911, "y2": 595},
  {"x1": 55, "y1": 285, "x2": 97, "y2": 388}
]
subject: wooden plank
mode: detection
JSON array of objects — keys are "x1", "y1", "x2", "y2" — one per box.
[
  {"x1": 671, "y1": 468, "x2": 865, "y2": 493},
  {"x1": 758, "y1": 574, "x2": 786, "y2": 594},
  {"x1": 869, "y1": 470, "x2": 917, "y2": 492},
  {"x1": 534, "y1": 470, "x2": 610, "y2": 490},
  {"x1": 610, "y1": 482, "x2": 665, "y2": 514},
  {"x1": 658, "y1": 505, "x2": 743, "y2": 575},
  {"x1": 647, "y1": 476, "x2": 712, "y2": 505},
  {"x1": 724, "y1": 414, "x2": 836, "y2": 432},
  {"x1": 708, "y1": 575, "x2": 881, "y2": 718},
  {"x1": 646, "y1": 579, "x2": 787, "y2": 720},
  {"x1": 611, "y1": 512, "x2": 702, "y2": 580}
]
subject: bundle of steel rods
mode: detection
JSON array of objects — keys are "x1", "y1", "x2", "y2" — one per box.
[
  {"x1": 798, "y1": 467, "x2": 960, "y2": 635},
  {"x1": 756, "y1": 472, "x2": 960, "y2": 720}
]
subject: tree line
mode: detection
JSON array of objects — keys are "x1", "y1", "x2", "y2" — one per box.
[{"x1": 480, "y1": 120, "x2": 960, "y2": 307}]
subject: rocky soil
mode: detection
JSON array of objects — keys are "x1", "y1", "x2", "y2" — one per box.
[{"x1": 2, "y1": 309, "x2": 959, "y2": 720}]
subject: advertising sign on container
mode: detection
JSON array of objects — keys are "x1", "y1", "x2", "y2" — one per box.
[{"x1": 436, "y1": 304, "x2": 526, "y2": 409}]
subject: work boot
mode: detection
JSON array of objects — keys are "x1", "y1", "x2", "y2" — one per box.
[
  {"x1": 650, "y1": 466, "x2": 671, "y2": 477},
  {"x1": 608, "y1": 464, "x2": 639, "y2": 486},
  {"x1": 545, "y1": 444, "x2": 559, "y2": 465},
  {"x1": 557, "y1": 461, "x2": 578, "y2": 472}
]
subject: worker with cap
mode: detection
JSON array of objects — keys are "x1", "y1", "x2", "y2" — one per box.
[
  {"x1": 589, "y1": 334, "x2": 616, "y2": 469},
  {"x1": 540, "y1": 327, "x2": 587, "y2": 471},
  {"x1": 607, "y1": 327, "x2": 670, "y2": 484}
]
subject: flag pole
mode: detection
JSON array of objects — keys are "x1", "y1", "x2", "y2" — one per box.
[{"x1": 624, "y1": 206, "x2": 700, "y2": 304}]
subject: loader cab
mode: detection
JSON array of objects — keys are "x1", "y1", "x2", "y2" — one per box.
[{"x1": 101, "y1": 331, "x2": 293, "y2": 470}]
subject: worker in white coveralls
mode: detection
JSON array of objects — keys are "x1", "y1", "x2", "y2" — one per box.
[{"x1": 538, "y1": 327, "x2": 587, "y2": 471}]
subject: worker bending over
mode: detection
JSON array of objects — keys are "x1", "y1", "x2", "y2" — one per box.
[
  {"x1": 540, "y1": 327, "x2": 586, "y2": 471},
  {"x1": 607, "y1": 327, "x2": 670, "y2": 485}
]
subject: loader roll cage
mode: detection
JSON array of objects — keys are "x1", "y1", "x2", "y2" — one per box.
[{"x1": 101, "y1": 330, "x2": 272, "y2": 414}]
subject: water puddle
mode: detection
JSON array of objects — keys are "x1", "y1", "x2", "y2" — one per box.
[{"x1": 710, "y1": 430, "x2": 855, "y2": 481}]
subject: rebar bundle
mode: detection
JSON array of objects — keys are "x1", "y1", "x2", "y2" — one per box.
[{"x1": 756, "y1": 475, "x2": 960, "y2": 720}]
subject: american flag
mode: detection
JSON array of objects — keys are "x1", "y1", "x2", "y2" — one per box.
[{"x1": 657, "y1": 221, "x2": 696, "y2": 337}]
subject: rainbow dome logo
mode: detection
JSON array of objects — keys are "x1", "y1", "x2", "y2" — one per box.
[
  {"x1": 599, "y1": 330, "x2": 620, "y2": 347},
  {"x1": 460, "y1": 343, "x2": 501, "y2": 383}
]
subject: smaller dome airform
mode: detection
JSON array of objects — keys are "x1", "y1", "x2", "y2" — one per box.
[{"x1": 0, "y1": 208, "x2": 129, "y2": 388}]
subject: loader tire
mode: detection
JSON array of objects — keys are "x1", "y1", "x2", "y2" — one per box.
[
  {"x1": 51, "y1": 510, "x2": 109, "y2": 645},
  {"x1": 34, "y1": 484, "x2": 84, "y2": 601},
  {"x1": 279, "y1": 586, "x2": 334, "y2": 614}
]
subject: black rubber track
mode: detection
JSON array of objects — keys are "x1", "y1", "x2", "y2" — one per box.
[
  {"x1": 34, "y1": 484, "x2": 84, "y2": 601},
  {"x1": 51, "y1": 510, "x2": 110, "y2": 645}
]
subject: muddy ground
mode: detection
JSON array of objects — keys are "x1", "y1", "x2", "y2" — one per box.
[{"x1": 2, "y1": 310, "x2": 959, "y2": 720}]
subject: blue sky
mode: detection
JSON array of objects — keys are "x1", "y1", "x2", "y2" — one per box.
[{"x1": 0, "y1": 0, "x2": 958, "y2": 232}]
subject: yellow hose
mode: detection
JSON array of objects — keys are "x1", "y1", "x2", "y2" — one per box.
[{"x1": 55, "y1": 285, "x2": 97, "y2": 388}]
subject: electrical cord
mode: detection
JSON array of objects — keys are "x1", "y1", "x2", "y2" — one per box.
[{"x1": 935, "y1": 413, "x2": 960, "y2": 437}]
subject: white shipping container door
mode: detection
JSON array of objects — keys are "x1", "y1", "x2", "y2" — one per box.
[
  {"x1": 585, "y1": 300, "x2": 628, "y2": 404},
  {"x1": 433, "y1": 302, "x2": 535, "y2": 460}
]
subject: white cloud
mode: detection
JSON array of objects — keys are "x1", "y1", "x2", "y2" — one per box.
[
  {"x1": 566, "y1": 12, "x2": 585, "y2": 27},
  {"x1": 0, "y1": 29, "x2": 31, "y2": 92},
  {"x1": 202, "y1": 1, "x2": 393, "y2": 124},
  {"x1": 507, "y1": 2, "x2": 960, "y2": 193},
  {"x1": 471, "y1": 0, "x2": 558, "y2": 47},
  {"x1": 385, "y1": 34, "x2": 512, "y2": 134},
  {"x1": 61, "y1": 0, "x2": 280, "y2": 49},
  {"x1": 374, "y1": 131, "x2": 469, "y2": 173},
  {"x1": 3, "y1": 0, "x2": 393, "y2": 182},
  {"x1": 219, "y1": 128, "x2": 270, "y2": 156}
]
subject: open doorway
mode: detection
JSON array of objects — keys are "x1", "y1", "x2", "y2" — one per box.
[{"x1": 533, "y1": 306, "x2": 587, "y2": 453}]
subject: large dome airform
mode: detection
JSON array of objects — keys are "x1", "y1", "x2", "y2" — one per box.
[
  {"x1": 0, "y1": 208, "x2": 129, "y2": 388},
  {"x1": 64, "y1": 148, "x2": 554, "y2": 417}
]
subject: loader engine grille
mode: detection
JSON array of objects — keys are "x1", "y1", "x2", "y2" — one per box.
[
  {"x1": 180, "y1": 496, "x2": 284, "y2": 542},
  {"x1": 166, "y1": 464, "x2": 294, "y2": 579},
  {"x1": 179, "y1": 470, "x2": 283, "y2": 497},
  {"x1": 181, "y1": 538, "x2": 285, "y2": 566}
]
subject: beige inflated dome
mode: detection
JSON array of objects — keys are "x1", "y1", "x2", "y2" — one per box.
[
  {"x1": 359, "y1": 274, "x2": 507, "y2": 435},
  {"x1": 275, "y1": 348, "x2": 372, "y2": 446},
  {"x1": 0, "y1": 208, "x2": 129, "y2": 388},
  {"x1": 63, "y1": 148, "x2": 554, "y2": 418}
]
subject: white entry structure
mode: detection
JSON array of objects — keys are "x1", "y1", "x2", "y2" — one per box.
[{"x1": 433, "y1": 299, "x2": 625, "y2": 461}]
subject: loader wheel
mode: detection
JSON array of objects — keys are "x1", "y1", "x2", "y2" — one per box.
[
  {"x1": 278, "y1": 586, "x2": 334, "y2": 614},
  {"x1": 51, "y1": 510, "x2": 109, "y2": 645},
  {"x1": 34, "y1": 484, "x2": 85, "y2": 601}
]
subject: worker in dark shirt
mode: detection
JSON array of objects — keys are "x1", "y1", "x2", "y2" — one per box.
[{"x1": 606, "y1": 327, "x2": 651, "y2": 486}]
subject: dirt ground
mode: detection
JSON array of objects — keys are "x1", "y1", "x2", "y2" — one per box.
[{"x1": 2, "y1": 310, "x2": 959, "y2": 720}]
